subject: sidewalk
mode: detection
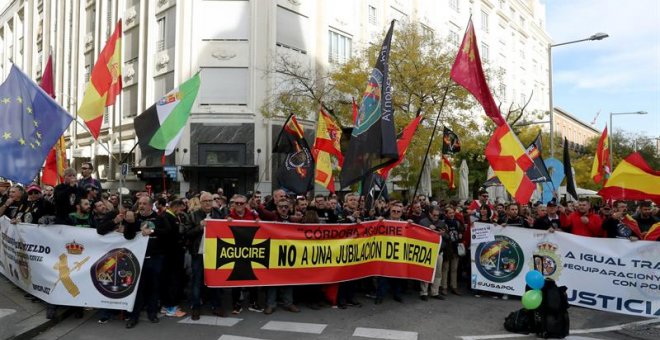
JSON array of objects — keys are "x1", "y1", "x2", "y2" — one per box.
[{"x1": 0, "y1": 277, "x2": 70, "y2": 340}]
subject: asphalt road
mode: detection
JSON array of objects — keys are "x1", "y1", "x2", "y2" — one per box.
[{"x1": 26, "y1": 289, "x2": 659, "y2": 340}]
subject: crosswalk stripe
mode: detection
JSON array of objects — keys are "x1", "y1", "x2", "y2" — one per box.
[
  {"x1": 178, "y1": 316, "x2": 242, "y2": 327},
  {"x1": 353, "y1": 327, "x2": 418, "y2": 340},
  {"x1": 0, "y1": 309, "x2": 16, "y2": 319},
  {"x1": 218, "y1": 335, "x2": 268, "y2": 340},
  {"x1": 261, "y1": 321, "x2": 327, "y2": 334}
]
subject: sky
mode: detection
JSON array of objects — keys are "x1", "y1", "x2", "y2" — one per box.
[{"x1": 544, "y1": 0, "x2": 660, "y2": 139}]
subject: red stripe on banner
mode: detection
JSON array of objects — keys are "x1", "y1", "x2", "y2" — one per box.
[
  {"x1": 204, "y1": 261, "x2": 435, "y2": 287},
  {"x1": 205, "y1": 220, "x2": 440, "y2": 243}
]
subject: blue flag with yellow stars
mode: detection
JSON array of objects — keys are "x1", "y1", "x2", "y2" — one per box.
[{"x1": 0, "y1": 65, "x2": 73, "y2": 184}]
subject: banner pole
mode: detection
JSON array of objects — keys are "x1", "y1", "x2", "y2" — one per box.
[{"x1": 411, "y1": 86, "x2": 450, "y2": 204}]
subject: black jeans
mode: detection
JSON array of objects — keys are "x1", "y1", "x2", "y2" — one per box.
[{"x1": 130, "y1": 255, "x2": 163, "y2": 320}]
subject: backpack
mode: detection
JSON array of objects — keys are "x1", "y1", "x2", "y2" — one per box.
[
  {"x1": 533, "y1": 278, "x2": 570, "y2": 338},
  {"x1": 504, "y1": 308, "x2": 534, "y2": 334}
]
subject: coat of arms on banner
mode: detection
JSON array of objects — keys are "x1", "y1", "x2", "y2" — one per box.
[{"x1": 531, "y1": 242, "x2": 562, "y2": 281}]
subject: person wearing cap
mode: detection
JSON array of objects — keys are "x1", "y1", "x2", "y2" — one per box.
[
  {"x1": 467, "y1": 190, "x2": 494, "y2": 214},
  {"x1": 79, "y1": 162, "x2": 102, "y2": 192},
  {"x1": 19, "y1": 183, "x2": 55, "y2": 224},
  {"x1": 545, "y1": 200, "x2": 561, "y2": 230}
]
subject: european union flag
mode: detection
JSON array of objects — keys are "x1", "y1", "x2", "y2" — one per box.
[{"x1": 0, "y1": 65, "x2": 73, "y2": 184}]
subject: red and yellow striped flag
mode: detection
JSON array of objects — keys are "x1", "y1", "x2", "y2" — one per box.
[
  {"x1": 485, "y1": 124, "x2": 535, "y2": 203},
  {"x1": 598, "y1": 152, "x2": 660, "y2": 204},
  {"x1": 78, "y1": 20, "x2": 122, "y2": 139},
  {"x1": 312, "y1": 108, "x2": 343, "y2": 193},
  {"x1": 644, "y1": 222, "x2": 660, "y2": 241},
  {"x1": 440, "y1": 155, "x2": 455, "y2": 190},
  {"x1": 591, "y1": 126, "x2": 611, "y2": 184}
]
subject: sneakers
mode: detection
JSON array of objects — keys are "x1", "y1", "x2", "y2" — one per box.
[
  {"x1": 98, "y1": 317, "x2": 109, "y2": 324},
  {"x1": 165, "y1": 306, "x2": 187, "y2": 317},
  {"x1": 501, "y1": 294, "x2": 509, "y2": 300},
  {"x1": 232, "y1": 305, "x2": 243, "y2": 315},
  {"x1": 248, "y1": 303, "x2": 264, "y2": 313},
  {"x1": 283, "y1": 304, "x2": 300, "y2": 313}
]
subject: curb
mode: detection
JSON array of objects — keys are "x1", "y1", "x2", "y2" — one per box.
[{"x1": 11, "y1": 307, "x2": 73, "y2": 340}]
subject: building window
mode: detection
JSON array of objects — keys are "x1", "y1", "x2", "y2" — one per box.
[
  {"x1": 328, "y1": 30, "x2": 352, "y2": 63},
  {"x1": 481, "y1": 42, "x2": 489, "y2": 61},
  {"x1": 199, "y1": 67, "x2": 249, "y2": 105},
  {"x1": 481, "y1": 10, "x2": 489, "y2": 33},
  {"x1": 368, "y1": 5, "x2": 377, "y2": 25},
  {"x1": 122, "y1": 85, "x2": 138, "y2": 118},
  {"x1": 276, "y1": 6, "x2": 308, "y2": 53},
  {"x1": 499, "y1": 84, "x2": 506, "y2": 101},
  {"x1": 421, "y1": 24, "x2": 433, "y2": 39},
  {"x1": 449, "y1": 30, "x2": 459, "y2": 48},
  {"x1": 519, "y1": 16, "x2": 525, "y2": 28},
  {"x1": 154, "y1": 71, "x2": 174, "y2": 100},
  {"x1": 199, "y1": 143, "x2": 246, "y2": 166},
  {"x1": 156, "y1": 17, "x2": 166, "y2": 51},
  {"x1": 449, "y1": 0, "x2": 459, "y2": 12},
  {"x1": 199, "y1": 0, "x2": 250, "y2": 41},
  {"x1": 125, "y1": 28, "x2": 139, "y2": 62}
]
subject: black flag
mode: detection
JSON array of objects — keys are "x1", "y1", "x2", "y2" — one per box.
[
  {"x1": 563, "y1": 138, "x2": 578, "y2": 200},
  {"x1": 340, "y1": 21, "x2": 398, "y2": 188},
  {"x1": 273, "y1": 114, "x2": 314, "y2": 194},
  {"x1": 442, "y1": 126, "x2": 461, "y2": 154}
]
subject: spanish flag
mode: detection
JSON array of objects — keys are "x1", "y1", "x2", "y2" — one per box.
[
  {"x1": 377, "y1": 114, "x2": 423, "y2": 179},
  {"x1": 591, "y1": 126, "x2": 611, "y2": 184},
  {"x1": 644, "y1": 222, "x2": 660, "y2": 241},
  {"x1": 450, "y1": 19, "x2": 506, "y2": 127},
  {"x1": 440, "y1": 155, "x2": 455, "y2": 190},
  {"x1": 40, "y1": 55, "x2": 68, "y2": 186},
  {"x1": 598, "y1": 152, "x2": 660, "y2": 204},
  {"x1": 312, "y1": 108, "x2": 343, "y2": 193},
  {"x1": 78, "y1": 20, "x2": 122, "y2": 139},
  {"x1": 485, "y1": 124, "x2": 535, "y2": 203}
]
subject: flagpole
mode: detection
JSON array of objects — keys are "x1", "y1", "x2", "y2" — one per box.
[
  {"x1": 411, "y1": 86, "x2": 450, "y2": 204},
  {"x1": 72, "y1": 119, "x2": 119, "y2": 162}
]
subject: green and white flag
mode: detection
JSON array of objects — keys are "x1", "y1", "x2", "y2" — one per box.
[{"x1": 134, "y1": 73, "x2": 201, "y2": 156}]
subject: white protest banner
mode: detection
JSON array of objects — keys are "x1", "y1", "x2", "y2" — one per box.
[
  {"x1": 470, "y1": 223, "x2": 494, "y2": 244},
  {"x1": 0, "y1": 217, "x2": 148, "y2": 311},
  {"x1": 470, "y1": 222, "x2": 660, "y2": 317}
]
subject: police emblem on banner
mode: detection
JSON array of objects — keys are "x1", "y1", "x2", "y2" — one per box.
[
  {"x1": 475, "y1": 235, "x2": 524, "y2": 283},
  {"x1": 90, "y1": 248, "x2": 141, "y2": 299},
  {"x1": 531, "y1": 242, "x2": 562, "y2": 280}
]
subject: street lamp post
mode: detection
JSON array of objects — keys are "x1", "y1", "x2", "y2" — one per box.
[
  {"x1": 609, "y1": 111, "x2": 648, "y2": 166},
  {"x1": 548, "y1": 33, "x2": 609, "y2": 158}
]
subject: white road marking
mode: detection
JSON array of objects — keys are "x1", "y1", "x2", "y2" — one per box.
[
  {"x1": 0, "y1": 308, "x2": 16, "y2": 319},
  {"x1": 261, "y1": 321, "x2": 327, "y2": 334},
  {"x1": 178, "y1": 316, "x2": 242, "y2": 327},
  {"x1": 458, "y1": 318, "x2": 660, "y2": 340},
  {"x1": 218, "y1": 336, "x2": 268, "y2": 340},
  {"x1": 353, "y1": 327, "x2": 418, "y2": 340}
]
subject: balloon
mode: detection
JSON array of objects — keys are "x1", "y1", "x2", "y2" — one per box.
[
  {"x1": 522, "y1": 290, "x2": 543, "y2": 310},
  {"x1": 525, "y1": 270, "x2": 545, "y2": 290}
]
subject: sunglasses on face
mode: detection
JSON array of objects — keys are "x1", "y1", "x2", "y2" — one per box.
[{"x1": 234, "y1": 201, "x2": 246, "y2": 206}]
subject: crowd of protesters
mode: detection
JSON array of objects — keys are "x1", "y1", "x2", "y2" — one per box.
[{"x1": 1, "y1": 165, "x2": 658, "y2": 329}]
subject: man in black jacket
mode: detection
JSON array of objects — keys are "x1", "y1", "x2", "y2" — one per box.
[
  {"x1": 123, "y1": 195, "x2": 174, "y2": 329},
  {"x1": 53, "y1": 168, "x2": 85, "y2": 224},
  {"x1": 186, "y1": 192, "x2": 226, "y2": 320}
]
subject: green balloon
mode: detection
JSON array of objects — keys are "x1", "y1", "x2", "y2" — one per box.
[{"x1": 522, "y1": 289, "x2": 543, "y2": 310}]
